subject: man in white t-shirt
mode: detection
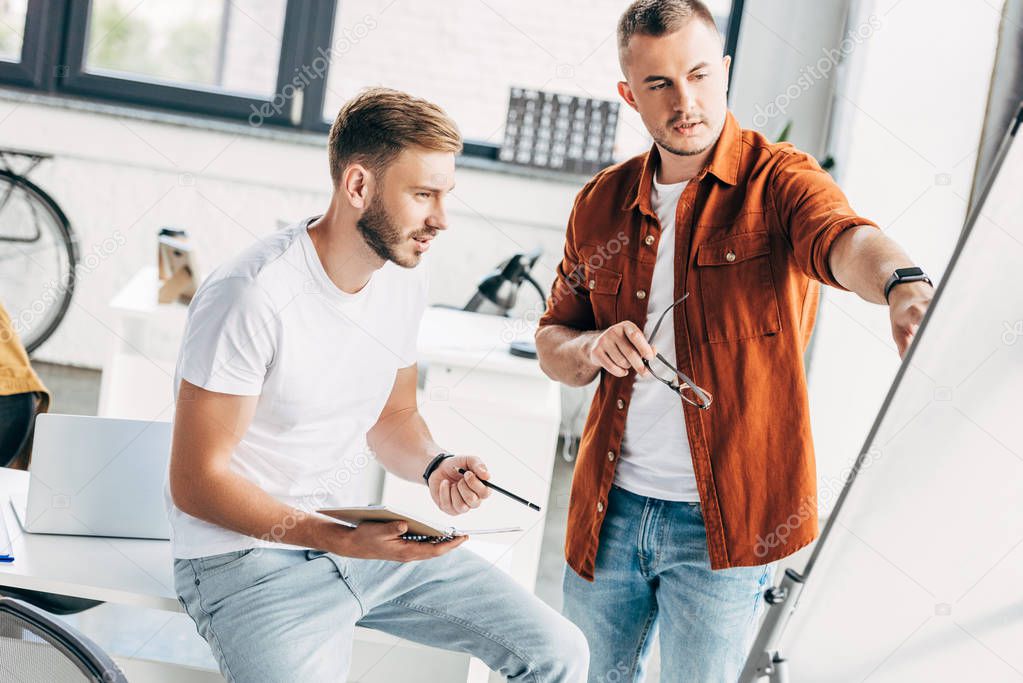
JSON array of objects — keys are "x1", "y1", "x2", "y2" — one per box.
[{"x1": 167, "y1": 88, "x2": 588, "y2": 682}]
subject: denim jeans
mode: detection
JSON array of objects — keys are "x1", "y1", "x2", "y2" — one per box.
[
  {"x1": 562, "y1": 485, "x2": 775, "y2": 683},
  {"x1": 175, "y1": 545, "x2": 589, "y2": 682}
]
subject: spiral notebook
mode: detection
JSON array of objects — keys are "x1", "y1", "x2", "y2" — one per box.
[{"x1": 318, "y1": 505, "x2": 521, "y2": 542}]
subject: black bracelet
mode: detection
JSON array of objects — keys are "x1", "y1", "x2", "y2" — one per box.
[{"x1": 422, "y1": 452, "x2": 454, "y2": 484}]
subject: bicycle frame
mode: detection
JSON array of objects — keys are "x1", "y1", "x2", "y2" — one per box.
[{"x1": 0, "y1": 150, "x2": 49, "y2": 243}]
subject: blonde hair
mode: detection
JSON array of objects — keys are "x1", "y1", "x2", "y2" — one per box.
[{"x1": 327, "y1": 87, "x2": 462, "y2": 186}]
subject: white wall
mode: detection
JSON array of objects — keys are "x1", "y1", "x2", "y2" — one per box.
[{"x1": 729, "y1": 0, "x2": 852, "y2": 156}]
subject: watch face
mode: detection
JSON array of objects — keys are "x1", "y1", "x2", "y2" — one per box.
[{"x1": 895, "y1": 267, "x2": 924, "y2": 278}]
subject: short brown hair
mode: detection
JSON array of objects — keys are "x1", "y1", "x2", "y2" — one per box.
[
  {"x1": 618, "y1": 0, "x2": 721, "y2": 63},
  {"x1": 327, "y1": 87, "x2": 462, "y2": 187}
]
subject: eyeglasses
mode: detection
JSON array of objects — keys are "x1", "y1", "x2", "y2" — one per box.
[{"x1": 641, "y1": 293, "x2": 714, "y2": 410}]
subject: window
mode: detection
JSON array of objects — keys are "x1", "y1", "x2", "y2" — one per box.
[
  {"x1": 1, "y1": 0, "x2": 742, "y2": 165},
  {"x1": 0, "y1": 0, "x2": 29, "y2": 63},
  {"x1": 0, "y1": 0, "x2": 51, "y2": 87},
  {"x1": 81, "y1": 0, "x2": 287, "y2": 98},
  {"x1": 56, "y1": 0, "x2": 334, "y2": 123}
]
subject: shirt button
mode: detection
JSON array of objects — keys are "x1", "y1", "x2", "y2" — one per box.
[
  {"x1": 588, "y1": 279, "x2": 596, "y2": 289},
  {"x1": 636, "y1": 290, "x2": 646, "y2": 300},
  {"x1": 725, "y1": 251, "x2": 737, "y2": 262},
  {"x1": 607, "y1": 450, "x2": 615, "y2": 461},
  {"x1": 597, "y1": 501, "x2": 605, "y2": 512},
  {"x1": 644, "y1": 235, "x2": 656, "y2": 246},
  {"x1": 616, "y1": 398, "x2": 625, "y2": 410}
]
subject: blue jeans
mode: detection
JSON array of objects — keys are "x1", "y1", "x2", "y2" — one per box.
[
  {"x1": 562, "y1": 485, "x2": 775, "y2": 683},
  {"x1": 175, "y1": 546, "x2": 589, "y2": 682}
]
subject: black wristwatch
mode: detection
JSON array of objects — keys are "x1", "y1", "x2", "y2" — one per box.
[
  {"x1": 422, "y1": 452, "x2": 454, "y2": 484},
  {"x1": 883, "y1": 267, "x2": 932, "y2": 304}
]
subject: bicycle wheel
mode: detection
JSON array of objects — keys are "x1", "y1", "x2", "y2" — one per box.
[{"x1": 0, "y1": 170, "x2": 78, "y2": 354}]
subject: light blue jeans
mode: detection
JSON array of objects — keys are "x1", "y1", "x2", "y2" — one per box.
[
  {"x1": 175, "y1": 546, "x2": 589, "y2": 682},
  {"x1": 562, "y1": 485, "x2": 775, "y2": 683}
]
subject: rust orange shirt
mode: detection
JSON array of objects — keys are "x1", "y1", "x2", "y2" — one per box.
[{"x1": 539, "y1": 111, "x2": 879, "y2": 579}]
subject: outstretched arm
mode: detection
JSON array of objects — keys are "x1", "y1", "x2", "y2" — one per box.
[{"x1": 829, "y1": 225, "x2": 934, "y2": 357}]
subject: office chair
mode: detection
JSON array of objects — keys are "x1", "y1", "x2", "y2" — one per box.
[
  {"x1": 0, "y1": 597, "x2": 127, "y2": 682},
  {"x1": 0, "y1": 586, "x2": 102, "y2": 615}
]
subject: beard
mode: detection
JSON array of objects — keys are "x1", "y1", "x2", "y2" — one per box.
[
  {"x1": 653, "y1": 114, "x2": 724, "y2": 158},
  {"x1": 356, "y1": 198, "x2": 417, "y2": 268}
]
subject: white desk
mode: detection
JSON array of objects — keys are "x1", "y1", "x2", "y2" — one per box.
[
  {"x1": 0, "y1": 467, "x2": 481, "y2": 682},
  {"x1": 0, "y1": 468, "x2": 178, "y2": 611},
  {"x1": 98, "y1": 267, "x2": 186, "y2": 422}
]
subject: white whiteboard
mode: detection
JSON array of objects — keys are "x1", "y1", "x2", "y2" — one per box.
[{"x1": 780, "y1": 110, "x2": 1023, "y2": 681}]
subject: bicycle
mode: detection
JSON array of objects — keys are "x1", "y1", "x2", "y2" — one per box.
[{"x1": 0, "y1": 148, "x2": 79, "y2": 353}]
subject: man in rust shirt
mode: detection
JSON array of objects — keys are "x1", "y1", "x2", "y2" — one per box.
[{"x1": 535, "y1": 1, "x2": 934, "y2": 680}]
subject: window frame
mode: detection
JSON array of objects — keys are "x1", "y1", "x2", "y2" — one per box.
[
  {"x1": 0, "y1": 0, "x2": 62, "y2": 87},
  {"x1": 58, "y1": 0, "x2": 325, "y2": 125},
  {"x1": 1, "y1": 0, "x2": 744, "y2": 163}
]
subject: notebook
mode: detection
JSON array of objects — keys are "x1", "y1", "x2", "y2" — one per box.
[{"x1": 318, "y1": 505, "x2": 521, "y2": 542}]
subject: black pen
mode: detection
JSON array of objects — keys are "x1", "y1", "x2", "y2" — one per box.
[{"x1": 458, "y1": 468, "x2": 542, "y2": 512}]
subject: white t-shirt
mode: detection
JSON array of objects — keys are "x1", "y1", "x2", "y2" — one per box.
[
  {"x1": 614, "y1": 175, "x2": 699, "y2": 502},
  {"x1": 164, "y1": 217, "x2": 427, "y2": 559}
]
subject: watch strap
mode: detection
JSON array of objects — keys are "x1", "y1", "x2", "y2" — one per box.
[
  {"x1": 884, "y1": 268, "x2": 932, "y2": 303},
  {"x1": 422, "y1": 452, "x2": 454, "y2": 484}
]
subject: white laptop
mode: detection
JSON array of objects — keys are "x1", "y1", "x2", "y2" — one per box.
[{"x1": 10, "y1": 413, "x2": 172, "y2": 540}]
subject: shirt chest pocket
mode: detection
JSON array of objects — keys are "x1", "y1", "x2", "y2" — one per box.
[
  {"x1": 583, "y1": 264, "x2": 622, "y2": 329},
  {"x1": 695, "y1": 231, "x2": 782, "y2": 343}
]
